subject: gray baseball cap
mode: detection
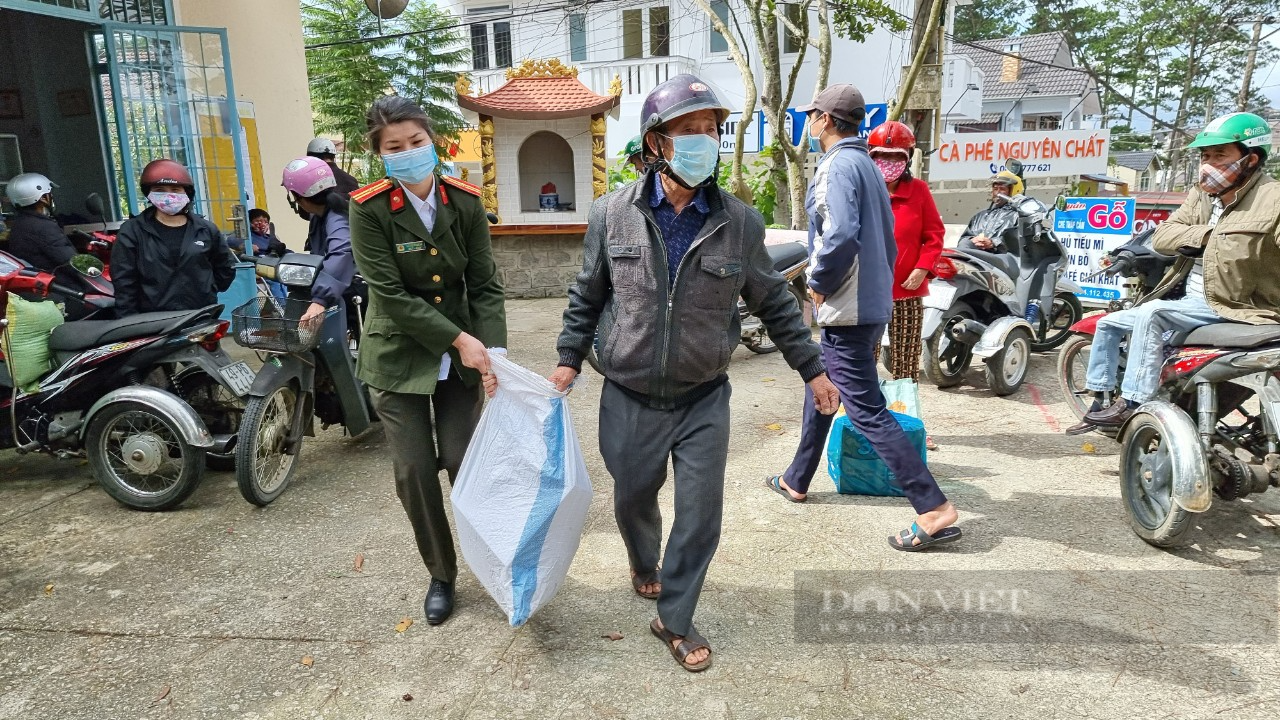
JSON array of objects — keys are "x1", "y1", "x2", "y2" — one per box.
[{"x1": 797, "y1": 84, "x2": 866, "y2": 124}]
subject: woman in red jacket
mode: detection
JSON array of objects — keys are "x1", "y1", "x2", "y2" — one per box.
[{"x1": 869, "y1": 121, "x2": 944, "y2": 383}]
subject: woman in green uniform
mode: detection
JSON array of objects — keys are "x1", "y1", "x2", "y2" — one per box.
[{"x1": 348, "y1": 95, "x2": 507, "y2": 626}]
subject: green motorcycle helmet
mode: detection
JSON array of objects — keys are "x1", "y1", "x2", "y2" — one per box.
[
  {"x1": 1187, "y1": 112, "x2": 1272, "y2": 159},
  {"x1": 624, "y1": 135, "x2": 644, "y2": 161}
]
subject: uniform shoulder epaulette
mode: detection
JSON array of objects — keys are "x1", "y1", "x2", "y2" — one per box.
[
  {"x1": 441, "y1": 175, "x2": 482, "y2": 197},
  {"x1": 350, "y1": 178, "x2": 394, "y2": 205}
]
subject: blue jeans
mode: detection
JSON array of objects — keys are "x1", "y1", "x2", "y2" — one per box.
[{"x1": 1084, "y1": 296, "x2": 1223, "y2": 403}]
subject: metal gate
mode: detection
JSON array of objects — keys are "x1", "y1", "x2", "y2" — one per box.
[{"x1": 95, "y1": 23, "x2": 248, "y2": 231}]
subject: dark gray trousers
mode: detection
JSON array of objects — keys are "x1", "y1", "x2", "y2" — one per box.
[
  {"x1": 598, "y1": 380, "x2": 732, "y2": 637},
  {"x1": 369, "y1": 376, "x2": 482, "y2": 584}
]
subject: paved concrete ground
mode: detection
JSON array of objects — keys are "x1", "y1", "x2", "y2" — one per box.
[{"x1": 3, "y1": 298, "x2": 1280, "y2": 719}]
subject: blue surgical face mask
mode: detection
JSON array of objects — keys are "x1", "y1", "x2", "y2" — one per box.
[
  {"x1": 661, "y1": 133, "x2": 720, "y2": 187},
  {"x1": 382, "y1": 144, "x2": 438, "y2": 185},
  {"x1": 808, "y1": 116, "x2": 826, "y2": 154}
]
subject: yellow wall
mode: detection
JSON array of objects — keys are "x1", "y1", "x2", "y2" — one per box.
[{"x1": 174, "y1": 0, "x2": 314, "y2": 248}]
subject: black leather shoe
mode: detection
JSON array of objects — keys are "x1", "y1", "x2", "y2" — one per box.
[
  {"x1": 424, "y1": 579, "x2": 455, "y2": 625},
  {"x1": 1084, "y1": 398, "x2": 1133, "y2": 427}
]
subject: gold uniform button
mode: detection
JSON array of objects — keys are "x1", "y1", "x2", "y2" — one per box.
[
  {"x1": 430, "y1": 248, "x2": 438, "y2": 256},
  {"x1": 432, "y1": 274, "x2": 441, "y2": 282},
  {"x1": 434, "y1": 296, "x2": 443, "y2": 304}
]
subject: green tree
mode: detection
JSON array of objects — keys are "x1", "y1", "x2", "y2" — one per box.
[
  {"x1": 302, "y1": 0, "x2": 466, "y2": 183},
  {"x1": 952, "y1": 0, "x2": 1027, "y2": 43}
]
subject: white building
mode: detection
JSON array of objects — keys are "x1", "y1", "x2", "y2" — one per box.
[{"x1": 439, "y1": 0, "x2": 913, "y2": 158}]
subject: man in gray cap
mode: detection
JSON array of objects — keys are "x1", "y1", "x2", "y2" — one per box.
[
  {"x1": 552, "y1": 74, "x2": 839, "y2": 671},
  {"x1": 766, "y1": 84, "x2": 962, "y2": 551}
]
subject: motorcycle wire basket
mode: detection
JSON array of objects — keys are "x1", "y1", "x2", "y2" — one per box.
[{"x1": 230, "y1": 297, "x2": 325, "y2": 353}]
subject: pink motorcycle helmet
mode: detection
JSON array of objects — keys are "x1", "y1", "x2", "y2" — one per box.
[{"x1": 281, "y1": 156, "x2": 336, "y2": 198}]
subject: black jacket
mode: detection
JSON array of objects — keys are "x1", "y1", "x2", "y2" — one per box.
[
  {"x1": 328, "y1": 162, "x2": 360, "y2": 197},
  {"x1": 7, "y1": 210, "x2": 76, "y2": 272},
  {"x1": 111, "y1": 209, "x2": 237, "y2": 316}
]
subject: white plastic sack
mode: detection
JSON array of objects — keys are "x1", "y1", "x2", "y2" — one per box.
[{"x1": 451, "y1": 352, "x2": 592, "y2": 627}]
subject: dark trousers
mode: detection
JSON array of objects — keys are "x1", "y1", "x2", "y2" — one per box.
[
  {"x1": 369, "y1": 376, "x2": 483, "y2": 584},
  {"x1": 599, "y1": 380, "x2": 731, "y2": 637},
  {"x1": 783, "y1": 323, "x2": 948, "y2": 515}
]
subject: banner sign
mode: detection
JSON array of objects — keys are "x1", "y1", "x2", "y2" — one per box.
[
  {"x1": 720, "y1": 103, "x2": 888, "y2": 154},
  {"x1": 931, "y1": 129, "x2": 1111, "y2": 181},
  {"x1": 1053, "y1": 197, "x2": 1135, "y2": 303}
]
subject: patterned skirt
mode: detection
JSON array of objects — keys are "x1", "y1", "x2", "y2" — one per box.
[{"x1": 888, "y1": 297, "x2": 924, "y2": 381}]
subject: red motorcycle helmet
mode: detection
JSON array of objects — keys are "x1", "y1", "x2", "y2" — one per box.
[
  {"x1": 867, "y1": 121, "x2": 916, "y2": 157},
  {"x1": 139, "y1": 158, "x2": 196, "y2": 197}
]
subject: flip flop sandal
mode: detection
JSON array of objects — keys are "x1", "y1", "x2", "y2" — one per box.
[
  {"x1": 888, "y1": 522, "x2": 962, "y2": 552},
  {"x1": 631, "y1": 568, "x2": 661, "y2": 600},
  {"x1": 650, "y1": 618, "x2": 713, "y2": 673},
  {"x1": 765, "y1": 475, "x2": 805, "y2": 503}
]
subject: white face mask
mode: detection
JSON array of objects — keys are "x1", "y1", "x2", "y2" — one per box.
[{"x1": 148, "y1": 190, "x2": 190, "y2": 216}]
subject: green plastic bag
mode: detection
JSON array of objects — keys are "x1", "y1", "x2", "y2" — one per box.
[
  {"x1": 880, "y1": 377, "x2": 922, "y2": 419},
  {"x1": 2, "y1": 292, "x2": 64, "y2": 391}
]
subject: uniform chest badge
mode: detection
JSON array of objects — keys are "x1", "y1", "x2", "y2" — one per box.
[
  {"x1": 395, "y1": 241, "x2": 426, "y2": 253},
  {"x1": 390, "y1": 188, "x2": 406, "y2": 212}
]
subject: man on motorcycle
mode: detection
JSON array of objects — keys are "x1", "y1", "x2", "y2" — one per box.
[
  {"x1": 1071, "y1": 112, "x2": 1280, "y2": 433},
  {"x1": 957, "y1": 171, "x2": 1023, "y2": 254},
  {"x1": 4, "y1": 173, "x2": 76, "y2": 273},
  {"x1": 307, "y1": 137, "x2": 360, "y2": 197}
]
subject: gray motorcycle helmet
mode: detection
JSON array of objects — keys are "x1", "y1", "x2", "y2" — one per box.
[
  {"x1": 5, "y1": 173, "x2": 56, "y2": 208},
  {"x1": 306, "y1": 137, "x2": 338, "y2": 157},
  {"x1": 639, "y1": 74, "x2": 730, "y2": 162}
]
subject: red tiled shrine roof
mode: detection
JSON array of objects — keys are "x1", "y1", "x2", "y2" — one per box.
[{"x1": 459, "y1": 76, "x2": 620, "y2": 120}]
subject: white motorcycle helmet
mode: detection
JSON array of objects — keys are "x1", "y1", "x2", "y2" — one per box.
[
  {"x1": 306, "y1": 137, "x2": 338, "y2": 157},
  {"x1": 6, "y1": 172, "x2": 56, "y2": 208}
]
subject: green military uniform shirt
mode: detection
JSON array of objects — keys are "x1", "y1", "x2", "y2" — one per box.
[{"x1": 348, "y1": 175, "x2": 507, "y2": 394}]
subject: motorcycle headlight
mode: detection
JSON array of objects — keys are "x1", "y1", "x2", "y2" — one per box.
[{"x1": 276, "y1": 263, "x2": 318, "y2": 287}]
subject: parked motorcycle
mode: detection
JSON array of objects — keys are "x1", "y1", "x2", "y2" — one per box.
[
  {"x1": 1116, "y1": 322, "x2": 1280, "y2": 547},
  {"x1": 1056, "y1": 227, "x2": 1178, "y2": 422},
  {"x1": 227, "y1": 252, "x2": 373, "y2": 506},
  {"x1": 584, "y1": 241, "x2": 810, "y2": 374},
  {"x1": 921, "y1": 186, "x2": 1084, "y2": 396},
  {"x1": 0, "y1": 249, "x2": 237, "y2": 510}
]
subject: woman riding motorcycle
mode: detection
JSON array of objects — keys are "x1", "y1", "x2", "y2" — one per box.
[{"x1": 280, "y1": 157, "x2": 356, "y2": 329}]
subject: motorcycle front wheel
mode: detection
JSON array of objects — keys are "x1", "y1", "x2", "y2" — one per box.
[
  {"x1": 1119, "y1": 410, "x2": 1194, "y2": 547},
  {"x1": 235, "y1": 385, "x2": 301, "y2": 506},
  {"x1": 1030, "y1": 292, "x2": 1084, "y2": 352},
  {"x1": 922, "y1": 301, "x2": 974, "y2": 388},
  {"x1": 87, "y1": 402, "x2": 205, "y2": 511}
]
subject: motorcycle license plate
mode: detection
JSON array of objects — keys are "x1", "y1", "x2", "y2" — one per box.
[
  {"x1": 923, "y1": 281, "x2": 957, "y2": 310},
  {"x1": 219, "y1": 361, "x2": 256, "y2": 396}
]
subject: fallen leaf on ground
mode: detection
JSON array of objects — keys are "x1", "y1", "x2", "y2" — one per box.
[
  {"x1": 1082, "y1": 442, "x2": 1097, "y2": 454},
  {"x1": 395, "y1": 617, "x2": 413, "y2": 633},
  {"x1": 153, "y1": 685, "x2": 171, "y2": 703},
  {"x1": 765, "y1": 423, "x2": 783, "y2": 431},
  {"x1": 354, "y1": 553, "x2": 364, "y2": 573},
  {"x1": 601, "y1": 632, "x2": 624, "y2": 641},
  {"x1": 762, "y1": 377, "x2": 776, "y2": 382},
  {"x1": 43, "y1": 584, "x2": 53, "y2": 596},
  {"x1": 301, "y1": 656, "x2": 314, "y2": 668},
  {"x1": 402, "y1": 694, "x2": 414, "y2": 702}
]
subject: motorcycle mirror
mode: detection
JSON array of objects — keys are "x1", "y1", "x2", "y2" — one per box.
[
  {"x1": 1054, "y1": 194, "x2": 1067, "y2": 211},
  {"x1": 486, "y1": 212, "x2": 500, "y2": 225},
  {"x1": 70, "y1": 253, "x2": 104, "y2": 278},
  {"x1": 85, "y1": 193, "x2": 106, "y2": 220},
  {"x1": 1005, "y1": 158, "x2": 1023, "y2": 177}
]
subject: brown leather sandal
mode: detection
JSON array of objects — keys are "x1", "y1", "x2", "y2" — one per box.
[
  {"x1": 631, "y1": 568, "x2": 661, "y2": 599},
  {"x1": 650, "y1": 618, "x2": 713, "y2": 672}
]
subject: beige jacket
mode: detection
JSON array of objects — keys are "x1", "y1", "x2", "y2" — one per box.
[{"x1": 1150, "y1": 171, "x2": 1280, "y2": 324}]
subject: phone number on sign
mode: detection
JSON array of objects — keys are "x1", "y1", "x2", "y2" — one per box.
[{"x1": 990, "y1": 162, "x2": 1052, "y2": 174}]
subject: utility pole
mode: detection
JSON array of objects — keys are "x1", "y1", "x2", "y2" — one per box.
[{"x1": 1239, "y1": 19, "x2": 1265, "y2": 112}]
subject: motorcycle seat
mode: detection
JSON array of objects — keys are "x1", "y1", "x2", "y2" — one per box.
[
  {"x1": 954, "y1": 248, "x2": 1019, "y2": 281},
  {"x1": 48, "y1": 305, "x2": 223, "y2": 352},
  {"x1": 1173, "y1": 323, "x2": 1280, "y2": 349},
  {"x1": 767, "y1": 242, "x2": 808, "y2": 273}
]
